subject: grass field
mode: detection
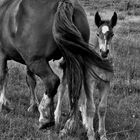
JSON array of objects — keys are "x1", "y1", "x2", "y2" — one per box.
[{"x1": 0, "y1": 1, "x2": 140, "y2": 140}]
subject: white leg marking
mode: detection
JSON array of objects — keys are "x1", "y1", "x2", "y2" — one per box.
[
  {"x1": 79, "y1": 83, "x2": 88, "y2": 128},
  {"x1": 79, "y1": 104, "x2": 87, "y2": 127},
  {"x1": 54, "y1": 78, "x2": 67, "y2": 124},
  {"x1": 86, "y1": 117, "x2": 95, "y2": 140},
  {"x1": 38, "y1": 93, "x2": 51, "y2": 123},
  {"x1": 0, "y1": 86, "x2": 6, "y2": 104},
  {"x1": 28, "y1": 90, "x2": 39, "y2": 112},
  {"x1": 0, "y1": 83, "x2": 11, "y2": 111}
]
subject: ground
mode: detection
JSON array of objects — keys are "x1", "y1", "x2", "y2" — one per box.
[{"x1": 0, "y1": 0, "x2": 140, "y2": 140}]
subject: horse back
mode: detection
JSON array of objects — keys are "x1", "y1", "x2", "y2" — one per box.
[
  {"x1": 0, "y1": 0, "x2": 89, "y2": 65},
  {"x1": 73, "y1": 3, "x2": 90, "y2": 43}
]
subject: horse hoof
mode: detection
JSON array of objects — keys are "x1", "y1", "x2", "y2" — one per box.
[{"x1": 38, "y1": 121, "x2": 55, "y2": 130}]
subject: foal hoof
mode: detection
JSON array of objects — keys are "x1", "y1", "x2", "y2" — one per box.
[
  {"x1": 27, "y1": 103, "x2": 38, "y2": 112},
  {"x1": 38, "y1": 121, "x2": 55, "y2": 130}
]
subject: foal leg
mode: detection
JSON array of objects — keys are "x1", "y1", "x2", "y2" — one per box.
[
  {"x1": 54, "y1": 75, "x2": 67, "y2": 125},
  {"x1": 29, "y1": 59, "x2": 60, "y2": 129},
  {"x1": 0, "y1": 53, "x2": 11, "y2": 111},
  {"x1": 98, "y1": 81, "x2": 110, "y2": 140},
  {"x1": 84, "y1": 77, "x2": 96, "y2": 140},
  {"x1": 26, "y1": 68, "x2": 39, "y2": 112},
  {"x1": 79, "y1": 84, "x2": 87, "y2": 128}
]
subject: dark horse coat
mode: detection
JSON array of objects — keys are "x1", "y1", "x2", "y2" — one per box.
[{"x1": 0, "y1": 0, "x2": 113, "y2": 128}]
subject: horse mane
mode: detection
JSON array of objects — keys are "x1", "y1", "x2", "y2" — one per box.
[{"x1": 53, "y1": 0, "x2": 113, "y2": 115}]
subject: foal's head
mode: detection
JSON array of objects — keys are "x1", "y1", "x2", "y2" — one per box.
[{"x1": 95, "y1": 12, "x2": 117, "y2": 59}]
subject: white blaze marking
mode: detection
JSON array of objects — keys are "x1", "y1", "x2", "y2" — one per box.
[
  {"x1": 100, "y1": 44, "x2": 106, "y2": 51},
  {"x1": 102, "y1": 26, "x2": 109, "y2": 34}
]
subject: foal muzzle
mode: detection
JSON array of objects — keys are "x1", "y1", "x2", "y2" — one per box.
[{"x1": 100, "y1": 49, "x2": 109, "y2": 59}]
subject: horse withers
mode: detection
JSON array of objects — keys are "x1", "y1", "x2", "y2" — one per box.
[
  {"x1": 54, "y1": 11, "x2": 117, "y2": 140},
  {"x1": 0, "y1": 0, "x2": 113, "y2": 139}
]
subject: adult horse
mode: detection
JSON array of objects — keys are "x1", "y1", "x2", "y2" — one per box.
[
  {"x1": 54, "y1": 11, "x2": 117, "y2": 140},
  {"x1": 0, "y1": 0, "x2": 113, "y2": 139}
]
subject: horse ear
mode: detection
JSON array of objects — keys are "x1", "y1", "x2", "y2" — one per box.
[
  {"x1": 95, "y1": 12, "x2": 102, "y2": 28},
  {"x1": 110, "y1": 12, "x2": 117, "y2": 28}
]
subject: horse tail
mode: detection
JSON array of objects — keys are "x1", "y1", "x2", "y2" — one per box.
[{"x1": 53, "y1": 0, "x2": 113, "y2": 116}]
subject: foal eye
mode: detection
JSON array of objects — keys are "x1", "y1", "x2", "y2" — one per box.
[
  {"x1": 111, "y1": 33, "x2": 114, "y2": 37},
  {"x1": 96, "y1": 33, "x2": 99, "y2": 37}
]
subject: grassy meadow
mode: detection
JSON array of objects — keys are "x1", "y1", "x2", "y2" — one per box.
[{"x1": 0, "y1": 0, "x2": 140, "y2": 140}]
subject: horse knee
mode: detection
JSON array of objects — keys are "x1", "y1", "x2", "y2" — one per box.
[
  {"x1": 45, "y1": 75, "x2": 60, "y2": 98},
  {"x1": 98, "y1": 105, "x2": 106, "y2": 117}
]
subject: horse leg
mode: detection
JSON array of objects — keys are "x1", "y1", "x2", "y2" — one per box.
[
  {"x1": 0, "y1": 52, "x2": 11, "y2": 112},
  {"x1": 79, "y1": 84, "x2": 87, "y2": 128},
  {"x1": 81, "y1": 73, "x2": 96, "y2": 140},
  {"x1": 28, "y1": 59, "x2": 60, "y2": 129},
  {"x1": 98, "y1": 81, "x2": 110, "y2": 140},
  {"x1": 60, "y1": 88, "x2": 80, "y2": 137},
  {"x1": 54, "y1": 74, "x2": 67, "y2": 125},
  {"x1": 26, "y1": 68, "x2": 39, "y2": 112}
]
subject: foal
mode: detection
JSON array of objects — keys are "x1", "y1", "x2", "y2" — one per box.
[{"x1": 54, "y1": 12, "x2": 117, "y2": 140}]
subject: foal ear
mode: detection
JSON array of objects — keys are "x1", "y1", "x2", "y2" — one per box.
[
  {"x1": 95, "y1": 12, "x2": 102, "y2": 28},
  {"x1": 110, "y1": 12, "x2": 117, "y2": 28}
]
